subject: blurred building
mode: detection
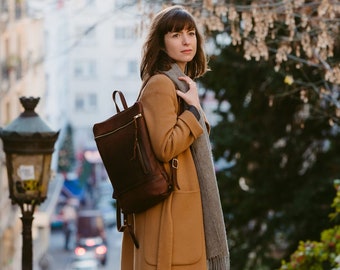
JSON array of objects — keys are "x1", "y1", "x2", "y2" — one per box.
[
  {"x1": 1, "y1": 0, "x2": 146, "y2": 268},
  {"x1": 29, "y1": 0, "x2": 145, "y2": 181},
  {"x1": 0, "y1": 0, "x2": 63, "y2": 269},
  {"x1": 65, "y1": 0, "x2": 144, "y2": 156}
]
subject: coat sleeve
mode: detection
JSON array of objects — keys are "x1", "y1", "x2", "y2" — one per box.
[{"x1": 140, "y1": 74, "x2": 203, "y2": 162}]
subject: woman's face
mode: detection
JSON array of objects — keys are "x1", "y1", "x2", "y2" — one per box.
[{"x1": 164, "y1": 28, "x2": 197, "y2": 71}]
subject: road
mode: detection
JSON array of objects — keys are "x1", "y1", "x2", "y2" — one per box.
[{"x1": 46, "y1": 225, "x2": 122, "y2": 270}]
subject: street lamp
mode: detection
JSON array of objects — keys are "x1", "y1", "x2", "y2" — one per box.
[{"x1": 0, "y1": 97, "x2": 59, "y2": 270}]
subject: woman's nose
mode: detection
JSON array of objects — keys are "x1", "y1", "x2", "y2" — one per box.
[{"x1": 182, "y1": 34, "x2": 190, "y2": 44}]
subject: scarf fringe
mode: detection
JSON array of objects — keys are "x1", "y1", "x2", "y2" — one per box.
[{"x1": 208, "y1": 255, "x2": 230, "y2": 270}]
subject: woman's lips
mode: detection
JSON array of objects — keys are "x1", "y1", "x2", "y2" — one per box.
[{"x1": 181, "y1": 49, "x2": 192, "y2": 53}]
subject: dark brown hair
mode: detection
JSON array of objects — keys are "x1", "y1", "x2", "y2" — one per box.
[{"x1": 140, "y1": 5, "x2": 207, "y2": 82}]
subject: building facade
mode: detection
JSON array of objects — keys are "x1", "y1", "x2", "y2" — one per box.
[
  {"x1": 0, "y1": 0, "x2": 65, "y2": 270},
  {"x1": 1, "y1": 0, "x2": 147, "y2": 268},
  {"x1": 0, "y1": 0, "x2": 56, "y2": 269},
  {"x1": 66, "y1": 0, "x2": 143, "y2": 154}
]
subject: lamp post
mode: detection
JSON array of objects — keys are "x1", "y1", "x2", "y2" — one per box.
[{"x1": 0, "y1": 97, "x2": 59, "y2": 270}]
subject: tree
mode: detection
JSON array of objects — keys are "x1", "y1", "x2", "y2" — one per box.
[
  {"x1": 279, "y1": 180, "x2": 340, "y2": 270},
  {"x1": 199, "y1": 43, "x2": 339, "y2": 269},
  {"x1": 57, "y1": 123, "x2": 76, "y2": 174}
]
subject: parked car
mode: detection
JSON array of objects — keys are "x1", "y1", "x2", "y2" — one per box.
[{"x1": 75, "y1": 210, "x2": 108, "y2": 266}]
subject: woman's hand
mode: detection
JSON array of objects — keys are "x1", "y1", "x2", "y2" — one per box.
[{"x1": 176, "y1": 76, "x2": 201, "y2": 110}]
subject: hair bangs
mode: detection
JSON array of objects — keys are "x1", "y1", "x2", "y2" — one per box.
[{"x1": 162, "y1": 9, "x2": 196, "y2": 34}]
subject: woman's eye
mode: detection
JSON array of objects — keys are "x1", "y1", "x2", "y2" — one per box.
[{"x1": 189, "y1": 31, "x2": 196, "y2": 36}]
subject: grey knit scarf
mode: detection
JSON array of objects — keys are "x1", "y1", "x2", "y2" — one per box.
[{"x1": 163, "y1": 63, "x2": 230, "y2": 270}]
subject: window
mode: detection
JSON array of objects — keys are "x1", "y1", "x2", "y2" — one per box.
[
  {"x1": 114, "y1": 0, "x2": 137, "y2": 9},
  {"x1": 74, "y1": 59, "x2": 96, "y2": 78},
  {"x1": 75, "y1": 93, "x2": 97, "y2": 111},
  {"x1": 112, "y1": 59, "x2": 138, "y2": 78},
  {"x1": 86, "y1": 0, "x2": 96, "y2": 6},
  {"x1": 0, "y1": 0, "x2": 8, "y2": 12},
  {"x1": 88, "y1": 93, "x2": 97, "y2": 108},
  {"x1": 75, "y1": 96, "x2": 85, "y2": 110},
  {"x1": 114, "y1": 26, "x2": 136, "y2": 43},
  {"x1": 127, "y1": 60, "x2": 138, "y2": 75}
]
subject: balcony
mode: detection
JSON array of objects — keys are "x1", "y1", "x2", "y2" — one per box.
[
  {"x1": 1, "y1": 62, "x2": 10, "y2": 93},
  {"x1": 0, "y1": 0, "x2": 9, "y2": 30},
  {"x1": 15, "y1": 0, "x2": 24, "y2": 20},
  {"x1": 1, "y1": 61, "x2": 10, "y2": 79},
  {"x1": 0, "y1": 55, "x2": 24, "y2": 91}
]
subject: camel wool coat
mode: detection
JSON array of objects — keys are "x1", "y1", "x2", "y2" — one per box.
[{"x1": 120, "y1": 74, "x2": 208, "y2": 270}]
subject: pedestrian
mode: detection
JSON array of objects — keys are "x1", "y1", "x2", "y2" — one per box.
[
  {"x1": 61, "y1": 199, "x2": 77, "y2": 250},
  {"x1": 120, "y1": 5, "x2": 230, "y2": 270}
]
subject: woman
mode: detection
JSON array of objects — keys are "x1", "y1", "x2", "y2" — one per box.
[{"x1": 121, "y1": 5, "x2": 229, "y2": 270}]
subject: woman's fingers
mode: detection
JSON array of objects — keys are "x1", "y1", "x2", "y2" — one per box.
[
  {"x1": 178, "y1": 76, "x2": 194, "y2": 87},
  {"x1": 176, "y1": 77, "x2": 201, "y2": 108}
]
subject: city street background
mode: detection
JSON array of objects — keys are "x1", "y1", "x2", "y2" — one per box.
[{"x1": 47, "y1": 219, "x2": 122, "y2": 270}]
